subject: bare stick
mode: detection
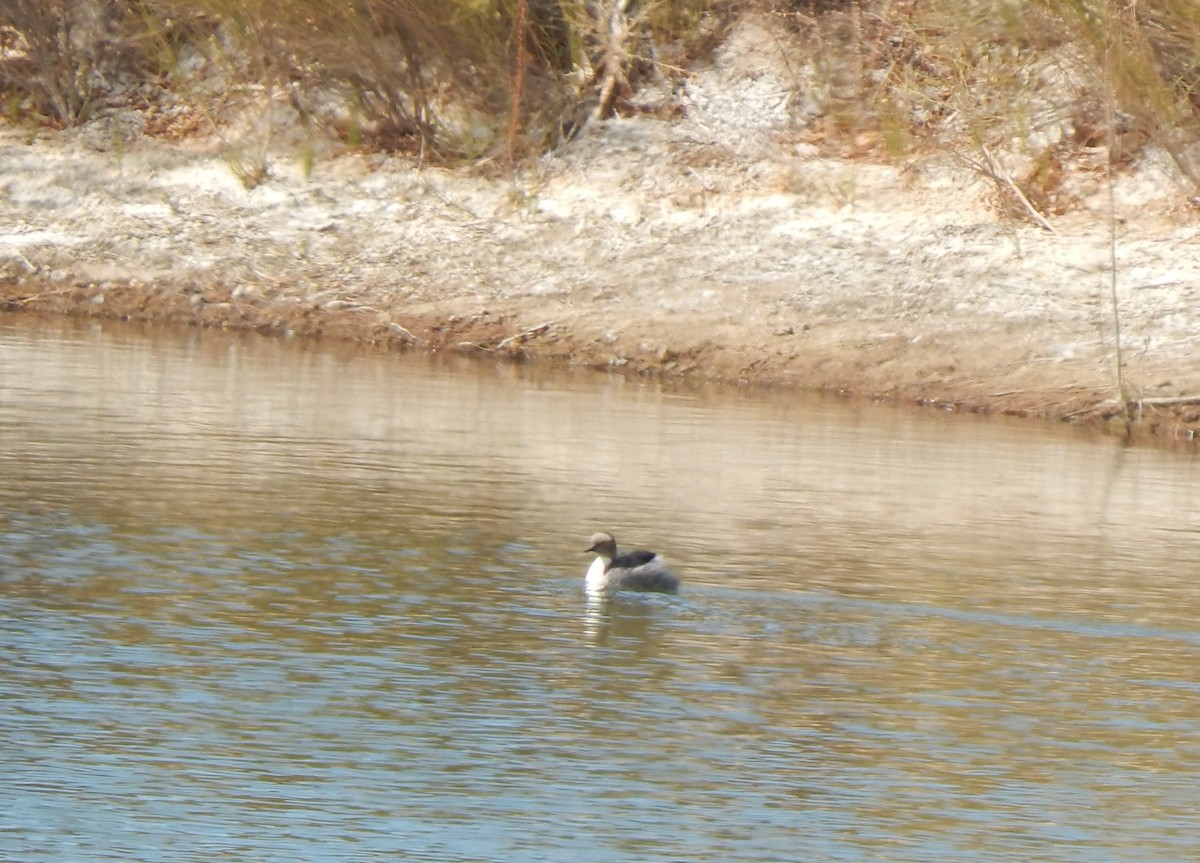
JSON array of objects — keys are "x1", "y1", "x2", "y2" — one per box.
[
  {"x1": 980, "y1": 145, "x2": 1055, "y2": 233},
  {"x1": 1125, "y1": 395, "x2": 1200, "y2": 408},
  {"x1": 496, "y1": 321, "x2": 554, "y2": 350},
  {"x1": 591, "y1": 0, "x2": 635, "y2": 124},
  {"x1": 386, "y1": 322, "x2": 422, "y2": 344},
  {"x1": 1103, "y1": 3, "x2": 1129, "y2": 431},
  {"x1": 507, "y1": 0, "x2": 528, "y2": 165}
]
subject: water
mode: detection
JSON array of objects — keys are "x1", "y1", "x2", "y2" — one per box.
[{"x1": 3, "y1": 315, "x2": 1200, "y2": 862}]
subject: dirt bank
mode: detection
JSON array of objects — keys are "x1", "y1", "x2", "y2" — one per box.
[{"x1": 3, "y1": 19, "x2": 1200, "y2": 445}]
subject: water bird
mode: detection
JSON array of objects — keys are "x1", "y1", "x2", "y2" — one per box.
[{"x1": 584, "y1": 531, "x2": 680, "y2": 595}]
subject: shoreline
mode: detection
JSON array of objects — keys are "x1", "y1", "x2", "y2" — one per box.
[
  {"x1": 3, "y1": 117, "x2": 1200, "y2": 449},
  {"x1": 2, "y1": 268, "x2": 1195, "y2": 448},
  {"x1": 3, "y1": 12, "x2": 1200, "y2": 447}
]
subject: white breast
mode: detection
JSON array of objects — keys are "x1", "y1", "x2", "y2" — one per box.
[{"x1": 585, "y1": 556, "x2": 609, "y2": 593}]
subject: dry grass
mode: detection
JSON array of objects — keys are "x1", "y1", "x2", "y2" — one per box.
[
  {"x1": 0, "y1": 0, "x2": 155, "y2": 125},
  {"x1": 2, "y1": 0, "x2": 1199, "y2": 182},
  {"x1": 766, "y1": 0, "x2": 1200, "y2": 207},
  {"x1": 1, "y1": 0, "x2": 711, "y2": 155}
]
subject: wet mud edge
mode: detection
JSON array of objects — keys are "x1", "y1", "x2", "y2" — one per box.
[{"x1": 3, "y1": 276, "x2": 1197, "y2": 448}]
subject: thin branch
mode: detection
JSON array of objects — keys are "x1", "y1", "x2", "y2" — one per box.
[
  {"x1": 507, "y1": 0, "x2": 528, "y2": 165},
  {"x1": 1103, "y1": 0, "x2": 1129, "y2": 428},
  {"x1": 386, "y1": 322, "x2": 422, "y2": 343},
  {"x1": 496, "y1": 321, "x2": 554, "y2": 350},
  {"x1": 591, "y1": 0, "x2": 635, "y2": 124},
  {"x1": 1131, "y1": 395, "x2": 1200, "y2": 408},
  {"x1": 979, "y1": 145, "x2": 1056, "y2": 233},
  {"x1": 456, "y1": 321, "x2": 555, "y2": 353}
]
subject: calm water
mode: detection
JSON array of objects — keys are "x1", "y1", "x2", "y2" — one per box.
[{"x1": 3, "y1": 315, "x2": 1200, "y2": 862}]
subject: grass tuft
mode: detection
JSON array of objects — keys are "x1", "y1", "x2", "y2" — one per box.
[{"x1": 0, "y1": 0, "x2": 1198, "y2": 186}]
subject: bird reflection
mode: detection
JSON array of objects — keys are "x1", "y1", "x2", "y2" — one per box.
[{"x1": 582, "y1": 591, "x2": 668, "y2": 648}]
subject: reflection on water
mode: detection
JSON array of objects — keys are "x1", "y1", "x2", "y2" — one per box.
[{"x1": 3, "y1": 315, "x2": 1200, "y2": 862}]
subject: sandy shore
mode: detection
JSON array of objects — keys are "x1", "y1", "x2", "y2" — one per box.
[{"x1": 3, "y1": 18, "x2": 1200, "y2": 445}]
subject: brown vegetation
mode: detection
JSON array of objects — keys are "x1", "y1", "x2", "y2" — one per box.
[
  {"x1": 0, "y1": 0, "x2": 718, "y2": 157},
  {"x1": 2, "y1": 0, "x2": 1200, "y2": 175},
  {"x1": 3, "y1": 1, "x2": 1200, "y2": 446}
]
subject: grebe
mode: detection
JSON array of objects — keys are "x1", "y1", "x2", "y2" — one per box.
[{"x1": 584, "y1": 531, "x2": 679, "y2": 595}]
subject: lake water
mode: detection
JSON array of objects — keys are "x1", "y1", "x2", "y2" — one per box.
[{"x1": 3, "y1": 314, "x2": 1200, "y2": 862}]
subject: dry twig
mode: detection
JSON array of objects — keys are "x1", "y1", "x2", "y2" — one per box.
[
  {"x1": 980, "y1": 145, "x2": 1056, "y2": 233},
  {"x1": 496, "y1": 321, "x2": 554, "y2": 350}
]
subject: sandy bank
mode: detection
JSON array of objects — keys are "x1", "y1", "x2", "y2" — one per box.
[{"x1": 3, "y1": 20, "x2": 1200, "y2": 446}]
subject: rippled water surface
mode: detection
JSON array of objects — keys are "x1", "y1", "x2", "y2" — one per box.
[{"x1": 3, "y1": 315, "x2": 1200, "y2": 862}]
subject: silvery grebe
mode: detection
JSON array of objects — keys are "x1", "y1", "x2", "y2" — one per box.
[{"x1": 584, "y1": 531, "x2": 679, "y2": 595}]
